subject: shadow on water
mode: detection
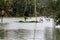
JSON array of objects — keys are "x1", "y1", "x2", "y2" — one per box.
[
  {"x1": 0, "y1": 23, "x2": 35, "y2": 40},
  {"x1": 0, "y1": 23, "x2": 9, "y2": 39},
  {"x1": 0, "y1": 30, "x2": 5, "y2": 39},
  {"x1": 0, "y1": 29, "x2": 33, "y2": 40},
  {"x1": 0, "y1": 23, "x2": 9, "y2": 29},
  {"x1": 4, "y1": 29, "x2": 34, "y2": 40},
  {"x1": 44, "y1": 27, "x2": 53, "y2": 40},
  {"x1": 55, "y1": 28, "x2": 60, "y2": 40},
  {"x1": 0, "y1": 25, "x2": 59, "y2": 40}
]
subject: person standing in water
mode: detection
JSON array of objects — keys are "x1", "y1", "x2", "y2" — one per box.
[{"x1": 1, "y1": 9, "x2": 5, "y2": 23}]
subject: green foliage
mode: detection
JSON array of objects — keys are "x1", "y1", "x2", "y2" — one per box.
[
  {"x1": 0, "y1": 0, "x2": 60, "y2": 24},
  {"x1": 44, "y1": 0, "x2": 60, "y2": 24}
]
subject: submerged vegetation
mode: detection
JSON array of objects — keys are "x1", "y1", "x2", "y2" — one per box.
[{"x1": 19, "y1": 20, "x2": 38, "y2": 23}]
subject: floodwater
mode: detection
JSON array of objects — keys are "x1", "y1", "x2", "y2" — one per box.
[{"x1": 0, "y1": 17, "x2": 54, "y2": 40}]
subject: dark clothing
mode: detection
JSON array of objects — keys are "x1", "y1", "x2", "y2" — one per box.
[{"x1": 24, "y1": 11, "x2": 29, "y2": 17}]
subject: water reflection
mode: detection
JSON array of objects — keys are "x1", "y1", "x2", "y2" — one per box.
[
  {"x1": 0, "y1": 30, "x2": 5, "y2": 39},
  {"x1": 0, "y1": 29, "x2": 54, "y2": 40},
  {"x1": 6, "y1": 30, "x2": 34, "y2": 40},
  {"x1": 0, "y1": 23, "x2": 8, "y2": 30},
  {"x1": 4, "y1": 29, "x2": 45, "y2": 40},
  {"x1": 45, "y1": 27, "x2": 53, "y2": 40},
  {"x1": 0, "y1": 18, "x2": 54, "y2": 40}
]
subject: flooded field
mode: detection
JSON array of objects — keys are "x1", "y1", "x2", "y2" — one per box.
[{"x1": 0, "y1": 17, "x2": 54, "y2": 40}]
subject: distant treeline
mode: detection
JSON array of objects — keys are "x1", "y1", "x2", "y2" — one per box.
[{"x1": 0, "y1": 0, "x2": 60, "y2": 19}]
